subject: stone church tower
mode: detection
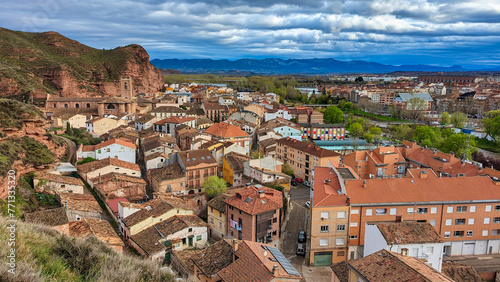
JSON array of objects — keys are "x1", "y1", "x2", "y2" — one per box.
[{"x1": 121, "y1": 77, "x2": 133, "y2": 99}]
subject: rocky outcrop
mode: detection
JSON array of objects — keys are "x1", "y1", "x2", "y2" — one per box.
[{"x1": 0, "y1": 27, "x2": 163, "y2": 98}]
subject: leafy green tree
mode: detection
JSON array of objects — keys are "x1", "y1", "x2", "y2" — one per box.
[
  {"x1": 412, "y1": 126, "x2": 440, "y2": 148},
  {"x1": 251, "y1": 151, "x2": 265, "y2": 159},
  {"x1": 482, "y1": 110, "x2": 500, "y2": 144},
  {"x1": 323, "y1": 106, "x2": 344, "y2": 124},
  {"x1": 450, "y1": 112, "x2": 467, "y2": 128},
  {"x1": 342, "y1": 102, "x2": 353, "y2": 110},
  {"x1": 406, "y1": 97, "x2": 427, "y2": 111},
  {"x1": 369, "y1": 127, "x2": 382, "y2": 143},
  {"x1": 65, "y1": 122, "x2": 72, "y2": 135},
  {"x1": 77, "y1": 157, "x2": 96, "y2": 165},
  {"x1": 355, "y1": 76, "x2": 364, "y2": 83},
  {"x1": 350, "y1": 123, "x2": 364, "y2": 139},
  {"x1": 391, "y1": 124, "x2": 412, "y2": 141},
  {"x1": 310, "y1": 97, "x2": 316, "y2": 104},
  {"x1": 363, "y1": 132, "x2": 374, "y2": 144},
  {"x1": 282, "y1": 163, "x2": 294, "y2": 177},
  {"x1": 439, "y1": 133, "x2": 477, "y2": 160},
  {"x1": 203, "y1": 176, "x2": 228, "y2": 198},
  {"x1": 440, "y1": 112, "x2": 450, "y2": 124}
]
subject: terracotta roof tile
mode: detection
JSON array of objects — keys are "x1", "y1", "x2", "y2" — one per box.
[
  {"x1": 224, "y1": 185, "x2": 282, "y2": 215},
  {"x1": 373, "y1": 222, "x2": 443, "y2": 245},
  {"x1": 331, "y1": 261, "x2": 349, "y2": 282},
  {"x1": 69, "y1": 218, "x2": 124, "y2": 246},
  {"x1": 76, "y1": 157, "x2": 140, "y2": 174},
  {"x1": 58, "y1": 193, "x2": 103, "y2": 213},
  {"x1": 277, "y1": 137, "x2": 341, "y2": 158},
  {"x1": 122, "y1": 198, "x2": 174, "y2": 227},
  {"x1": 90, "y1": 172, "x2": 146, "y2": 184},
  {"x1": 204, "y1": 122, "x2": 249, "y2": 138},
  {"x1": 94, "y1": 138, "x2": 136, "y2": 150},
  {"x1": 178, "y1": 149, "x2": 217, "y2": 169},
  {"x1": 348, "y1": 250, "x2": 453, "y2": 282},
  {"x1": 192, "y1": 239, "x2": 234, "y2": 277},
  {"x1": 154, "y1": 116, "x2": 196, "y2": 125},
  {"x1": 148, "y1": 163, "x2": 185, "y2": 182},
  {"x1": 207, "y1": 194, "x2": 230, "y2": 212},
  {"x1": 35, "y1": 172, "x2": 84, "y2": 186},
  {"x1": 441, "y1": 263, "x2": 483, "y2": 282},
  {"x1": 24, "y1": 207, "x2": 68, "y2": 226}
]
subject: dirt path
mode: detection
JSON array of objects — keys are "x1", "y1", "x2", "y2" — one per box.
[{"x1": 59, "y1": 136, "x2": 77, "y2": 164}]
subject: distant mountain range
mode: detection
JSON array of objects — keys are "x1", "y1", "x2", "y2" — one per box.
[{"x1": 151, "y1": 58, "x2": 475, "y2": 74}]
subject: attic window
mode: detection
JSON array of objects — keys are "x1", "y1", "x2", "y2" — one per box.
[
  {"x1": 244, "y1": 198, "x2": 252, "y2": 203},
  {"x1": 192, "y1": 158, "x2": 197, "y2": 161},
  {"x1": 201, "y1": 157, "x2": 205, "y2": 160},
  {"x1": 187, "y1": 159, "x2": 190, "y2": 162},
  {"x1": 207, "y1": 156, "x2": 211, "y2": 159}
]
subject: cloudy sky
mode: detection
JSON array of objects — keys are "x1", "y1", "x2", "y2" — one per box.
[{"x1": 1, "y1": 0, "x2": 500, "y2": 68}]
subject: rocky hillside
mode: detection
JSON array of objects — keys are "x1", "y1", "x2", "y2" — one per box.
[
  {"x1": 0, "y1": 216, "x2": 172, "y2": 281},
  {"x1": 0, "y1": 27, "x2": 163, "y2": 98}
]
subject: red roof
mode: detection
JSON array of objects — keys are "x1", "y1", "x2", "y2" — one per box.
[
  {"x1": 153, "y1": 116, "x2": 196, "y2": 125},
  {"x1": 204, "y1": 122, "x2": 249, "y2": 138},
  {"x1": 313, "y1": 166, "x2": 349, "y2": 207},
  {"x1": 225, "y1": 185, "x2": 282, "y2": 215},
  {"x1": 107, "y1": 197, "x2": 129, "y2": 216},
  {"x1": 94, "y1": 138, "x2": 136, "y2": 150}
]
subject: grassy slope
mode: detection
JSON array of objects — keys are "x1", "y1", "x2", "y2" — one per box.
[
  {"x1": 0, "y1": 27, "x2": 138, "y2": 94},
  {"x1": 0, "y1": 216, "x2": 173, "y2": 281}
]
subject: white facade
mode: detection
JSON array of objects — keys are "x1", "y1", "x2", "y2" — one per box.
[
  {"x1": 145, "y1": 155, "x2": 168, "y2": 171},
  {"x1": 264, "y1": 109, "x2": 292, "y2": 122},
  {"x1": 364, "y1": 223, "x2": 444, "y2": 272},
  {"x1": 273, "y1": 125, "x2": 302, "y2": 139},
  {"x1": 95, "y1": 143, "x2": 136, "y2": 163},
  {"x1": 446, "y1": 239, "x2": 500, "y2": 257},
  {"x1": 80, "y1": 165, "x2": 141, "y2": 185}
]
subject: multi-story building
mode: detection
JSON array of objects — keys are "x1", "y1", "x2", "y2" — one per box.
[
  {"x1": 224, "y1": 185, "x2": 283, "y2": 246},
  {"x1": 342, "y1": 146, "x2": 406, "y2": 179},
  {"x1": 202, "y1": 102, "x2": 229, "y2": 122},
  {"x1": 275, "y1": 137, "x2": 341, "y2": 183},
  {"x1": 204, "y1": 122, "x2": 251, "y2": 155},
  {"x1": 300, "y1": 123, "x2": 345, "y2": 140},
  {"x1": 207, "y1": 194, "x2": 229, "y2": 240},
  {"x1": 153, "y1": 116, "x2": 197, "y2": 137},
  {"x1": 310, "y1": 162, "x2": 500, "y2": 266},
  {"x1": 169, "y1": 149, "x2": 218, "y2": 194},
  {"x1": 76, "y1": 138, "x2": 136, "y2": 163},
  {"x1": 393, "y1": 93, "x2": 433, "y2": 111}
]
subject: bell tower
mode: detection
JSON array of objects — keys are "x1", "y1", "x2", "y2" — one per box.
[{"x1": 120, "y1": 77, "x2": 133, "y2": 99}]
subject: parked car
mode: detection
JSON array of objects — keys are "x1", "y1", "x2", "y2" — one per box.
[
  {"x1": 296, "y1": 243, "x2": 305, "y2": 256},
  {"x1": 304, "y1": 181, "x2": 310, "y2": 187},
  {"x1": 294, "y1": 177, "x2": 303, "y2": 183},
  {"x1": 298, "y1": 230, "x2": 306, "y2": 243},
  {"x1": 305, "y1": 201, "x2": 310, "y2": 208}
]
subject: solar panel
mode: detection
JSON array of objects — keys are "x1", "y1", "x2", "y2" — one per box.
[{"x1": 267, "y1": 246, "x2": 300, "y2": 277}]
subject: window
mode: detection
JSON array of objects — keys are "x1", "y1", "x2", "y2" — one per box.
[
  {"x1": 430, "y1": 219, "x2": 436, "y2": 226},
  {"x1": 64, "y1": 103, "x2": 68, "y2": 108},
  {"x1": 455, "y1": 218, "x2": 466, "y2": 225},
  {"x1": 273, "y1": 217, "x2": 277, "y2": 223},
  {"x1": 188, "y1": 228, "x2": 192, "y2": 232},
  {"x1": 486, "y1": 205, "x2": 492, "y2": 212},
  {"x1": 219, "y1": 222, "x2": 222, "y2": 229},
  {"x1": 389, "y1": 208, "x2": 396, "y2": 215},
  {"x1": 445, "y1": 219, "x2": 452, "y2": 226},
  {"x1": 407, "y1": 208, "x2": 414, "y2": 214},
  {"x1": 468, "y1": 218, "x2": 475, "y2": 225},
  {"x1": 457, "y1": 206, "x2": 467, "y2": 213},
  {"x1": 336, "y1": 238, "x2": 345, "y2": 245},
  {"x1": 430, "y1": 207, "x2": 437, "y2": 214},
  {"x1": 320, "y1": 239, "x2": 328, "y2": 246},
  {"x1": 494, "y1": 217, "x2": 500, "y2": 223},
  {"x1": 349, "y1": 235, "x2": 358, "y2": 240},
  {"x1": 86, "y1": 103, "x2": 90, "y2": 108},
  {"x1": 492, "y1": 229, "x2": 500, "y2": 235},
  {"x1": 337, "y1": 211, "x2": 346, "y2": 218},
  {"x1": 321, "y1": 212, "x2": 329, "y2": 219},
  {"x1": 483, "y1": 230, "x2": 489, "y2": 236},
  {"x1": 351, "y1": 209, "x2": 359, "y2": 215},
  {"x1": 496, "y1": 205, "x2": 500, "y2": 211},
  {"x1": 182, "y1": 238, "x2": 186, "y2": 245},
  {"x1": 470, "y1": 206, "x2": 476, "y2": 212},
  {"x1": 375, "y1": 208, "x2": 387, "y2": 215},
  {"x1": 196, "y1": 235, "x2": 202, "y2": 241},
  {"x1": 337, "y1": 251, "x2": 345, "y2": 257},
  {"x1": 454, "y1": 231, "x2": 464, "y2": 237},
  {"x1": 467, "y1": 231, "x2": 473, "y2": 237},
  {"x1": 417, "y1": 207, "x2": 428, "y2": 214},
  {"x1": 447, "y1": 207, "x2": 453, "y2": 213},
  {"x1": 320, "y1": 225, "x2": 329, "y2": 232},
  {"x1": 444, "y1": 232, "x2": 451, "y2": 238},
  {"x1": 366, "y1": 209, "x2": 373, "y2": 216},
  {"x1": 425, "y1": 247, "x2": 434, "y2": 254},
  {"x1": 485, "y1": 218, "x2": 491, "y2": 224},
  {"x1": 350, "y1": 222, "x2": 358, "y2": 227},
  {"x1": 337, "y1": 224, "x2": 345, "y2": 231}
]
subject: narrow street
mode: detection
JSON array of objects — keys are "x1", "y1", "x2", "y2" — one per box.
[{"x1": 59, "y1": 136, "x2": 77, "y2": 164}]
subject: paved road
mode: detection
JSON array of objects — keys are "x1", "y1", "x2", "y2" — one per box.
[{"x1": 59, "y1": 136, "x2": 77, "y2": 164}]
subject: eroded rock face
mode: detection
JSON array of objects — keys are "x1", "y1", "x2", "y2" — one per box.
[{"x1": 0, "y1": 28, "x2": 164, "y2": 98}]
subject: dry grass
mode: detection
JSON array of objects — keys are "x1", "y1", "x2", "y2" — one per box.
[{"x1": 0, "y1": 216, "x2": 173, "y2": 281}]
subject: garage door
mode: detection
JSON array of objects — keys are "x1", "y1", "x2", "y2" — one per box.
[
  {"x1": 463, "y1": 243, "x2": 475, "y2": 255},
  {"x1": 314, "y1": 251, "x2": 332, "y2": 266}
]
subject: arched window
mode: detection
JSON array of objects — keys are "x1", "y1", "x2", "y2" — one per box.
[
  {"x1": 86, "y1": 103, "x2": 91, "y2": 108},
  {"x1": 75, "y1": 103, "x2": 79, "y2": 108},
  {"x1": 54, "y1": 103, "x2": 56, "y2": 108},
  {"x1": 107, "y1": 104, "x2": 115, "y2": 110},
  {"x1": 64, "y1": 104, "x2": 68, "y2": 108}
]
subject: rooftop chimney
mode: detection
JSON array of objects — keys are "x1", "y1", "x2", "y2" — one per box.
[
  {"x1": 258, "y1": 190, "x2": 265, "y2": 198},
  {"x1": 420, "y1": 170, "x2": 427, "y2": 179},
  {"x1": 233, "y1": 239, "x2": 239, "y2": 252},
  {"x1": 272, "y1": 265, "x2": 279, "y2": 275},
  {"x1": 363, "y1": 180, "x2": 367, "y2": 189},
  {"x1": 346, "y1": 196, "x2": 350, "y2": 206}
]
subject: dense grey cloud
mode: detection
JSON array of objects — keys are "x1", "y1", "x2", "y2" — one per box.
[{"x1": 0, "y1": 0, "x2": 499, "y2": 68}]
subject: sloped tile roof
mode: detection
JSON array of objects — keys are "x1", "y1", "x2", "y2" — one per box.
[
  {"x1": 122, "y1": 198, "x2": 174, "y2": 227},
  {"x1": 69, "y1": 218, "x2": 124, "y2": 246},
  {"x1": 178, "y1": 149, "x2": 217, "y2": 169},
  {"x1": 90, "y1": 172, "x2": 146, "y2": 185},
  {"x1": 94, "y1": 138, "x2": 136, "y2": 150},
  {"x1": 76, "y1": 157, "x2": 140, "y2": 174},
  {"x1": 224, "y1": 185, "x2": 282, "y2": 215},
  {"x1": 348, "y1": 250, "x2": 453, "y2": 282},
  {"x1": 373, "y1": 222, "x2": 443, "y2": 245},
  {"x1": 192, "y1": 239, "x2": 234, "y2": 277},
  {"x1": 59, "y1": 193, "x2": 103, "y2": 213},
  {"x1": 277, "y1": 137, "x2": 341, "y2": 158},
  {"x1": 207, "y1": 194, "x2": 230, "y2": 212},
  {"x1": 35, "y1": 172, "x2": 84, "y2": 186},
  {"x1": 204, "y1": 122, "x2": 249, "y2": 138},
  {"x1": 24, "y1": 207, "x2": 68, "y2": 226}
]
